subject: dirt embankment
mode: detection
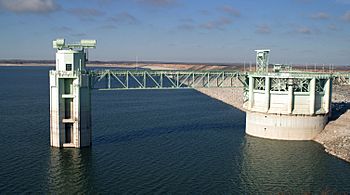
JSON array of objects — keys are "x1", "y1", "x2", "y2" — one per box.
[
  {"x1": 314, "y1": 85, "x2": 350, "y2": 162},
  {"x1": 195, "y1": 88, "x2": 244, "y2": 111},
  {"x1": 103, "y1": 63, "x2": 236, "y2": 71},
  {"x1": 146, "y1": 64, "x2": 246, "y2": 110}
]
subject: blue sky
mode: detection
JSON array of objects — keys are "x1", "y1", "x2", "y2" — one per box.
[{"x1": 0, "y1": 0, "x2": 349, "y2": 65}]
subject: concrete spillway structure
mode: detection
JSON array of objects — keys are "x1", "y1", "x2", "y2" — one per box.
[
  {"x1": 50, "y1": 39, "x2": 96, "y2": 148},
  {"x1": 243, "y1": 50, "x2": 332, "y2": 140}
]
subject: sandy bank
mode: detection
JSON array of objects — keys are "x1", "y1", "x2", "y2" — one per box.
[
  {"x1": 314, "y1": 85, "x2": 350, "y2": 162},
  {"x1": 195, "y1": 88, "x2": 244, "y2": 111}
]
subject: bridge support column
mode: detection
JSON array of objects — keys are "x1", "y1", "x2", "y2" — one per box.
[
  {"x1": 324, "y1": 79, "x2": 332, "y2": 114},
  {"x1": 287, "y1": 79, "x2": 294, "y2": 114},
  {"x1": 309, "y1": 78, "x2": 316, "y2": 115},
  {"x1": 265, "y1": 76, "x2": 270, "y2": 112},
  {"x1": 248, "y1": 76, "x2": 254, "y2": 109}
]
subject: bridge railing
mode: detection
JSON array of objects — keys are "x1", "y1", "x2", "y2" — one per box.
[
  {"x1": 89, "y1": 69, "x2": 248, "y2": 90},
  {"x1": 88, "y1": 69, "x2": 350, "y2": 90}
]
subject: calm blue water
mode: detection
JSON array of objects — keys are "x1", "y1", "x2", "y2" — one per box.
[{"x1": 0, "y1": 66, "x2": 350, "y2": 193}]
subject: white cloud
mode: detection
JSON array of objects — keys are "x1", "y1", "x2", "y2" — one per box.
[
  {"x1": 199, "y1": 17, "x2": 233, "y2": 30},
  {"x1": 220, "y1": 5, "x2": 240, "y2": 17},
  {"x1": 109, "y1": 12, "x2": 139, "y2": 25},
  {"x1": 67, "y1": 8, "x2": 105, "y2": 19},
  {"x1": 310, "y1": 12, "x2": 330, "y2": 20},
  {"x1": 328, "y1": 24, "x2": 338, "y2": 31},
  {"x1": 0, "y1": 0, "x2": 59, "y2": 13},
  {"x1": 138, "y1": 0, "x2": 177, "y2": 7},
  {"x1": 256, "y1": 24, "x2": 271, "y2": 34},
  {"x1": 297, "y1": 27, "x2": 312, "y2": 34}
]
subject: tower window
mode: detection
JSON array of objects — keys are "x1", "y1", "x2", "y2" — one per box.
[
  {"x1": 66, "y1": 64, "x2": 72, "y2": 71},
  {"x1": 65, "y1": 123, "x2": 73, "y2": 143}
]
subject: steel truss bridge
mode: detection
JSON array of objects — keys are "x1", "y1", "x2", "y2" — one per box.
[
  {"x1": 89, "y1": 69, "x2": 350, "y2": 90},
  {"x1": 90, "y1": 69, "x2": 248, "y2": 90}
]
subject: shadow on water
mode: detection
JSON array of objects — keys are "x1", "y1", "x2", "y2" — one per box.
[
  {"x1": 329, "y1": 102, "x2": 350, "y2": 121},
  {"x1": 93, "y1": 122, "x2": 240, "y2": 146},
  {"x1": 2, "y1": 67, "x2": 350, "y2": 193},
  {"x1": 239, "y1": 136, "x2": 350, "y2": 193},
  {"x1": 47, "y1": 148, "x2": 93, "y2": 194}
]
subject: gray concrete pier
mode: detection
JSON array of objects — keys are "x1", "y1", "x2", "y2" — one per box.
[{"x1": 50, "y1": 39, "x2": 96, "y2": 148}]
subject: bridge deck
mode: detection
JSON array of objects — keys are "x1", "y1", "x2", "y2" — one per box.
[
  {"x1": 88, "y1": 69, "x2": 350, "y2": 90},
  {"x1": 89, "y1": 69, "x2": 247, "y2": 90}
]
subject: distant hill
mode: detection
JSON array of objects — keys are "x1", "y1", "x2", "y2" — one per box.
[
  {"x1": 0, "y1": 59, "x2": 240, "y2": 66},
  {"x1": 0, "y1": 60, "x2": 348, "y2": 71}
]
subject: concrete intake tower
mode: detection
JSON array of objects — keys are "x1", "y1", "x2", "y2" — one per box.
[
  {"x1": 49, "y1": 39, "x2": 96, "y2": 148},
  {"x1": 243, "y1": 50, "x2": 332, "y2": 140}
]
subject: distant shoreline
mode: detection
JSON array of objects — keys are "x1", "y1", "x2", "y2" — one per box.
[
  {"x1": 0, "y1": 63, "x2": 55, "y2": 67},
  {"x1": 1, "y1": 63, "x2": 349, "y2": 72},
  {"x1": 0, "y1": 63, "x2": 240, "y2": 71}
]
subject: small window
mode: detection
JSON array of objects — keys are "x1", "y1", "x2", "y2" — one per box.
[
  {"x1": 65, "y1": 123, "x2": 73, "y2": 143},
  {"x1": 66, "y1": 64, "x2": 72, "y2": 71},
  {"x1": 64, "y1": 98, "x2": 72, "y2": 119}
]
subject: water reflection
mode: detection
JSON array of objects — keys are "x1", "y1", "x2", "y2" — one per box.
[
  {"x1": 47, "y1": 148, "x2": 93, "y2": 193},
  {"x1": 239, "y1": 136, "x2": 350, "y2": 193}
]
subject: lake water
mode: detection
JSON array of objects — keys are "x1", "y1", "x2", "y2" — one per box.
[{"x1": 0, "y1": 66, "x2": 350, "y2": 193}]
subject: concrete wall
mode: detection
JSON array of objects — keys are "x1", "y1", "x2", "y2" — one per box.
[
  {"x1": 246, "y1": 76, "x2": 331, "y2": 115},
  {"x1": 50, "y1": 72, "x2": 60, "y2": 147},
  {"x1": 246, "y1": 111, "x2": 328, "y2": 140},
  {"x1": 50, "y1": 49, "x2": 91, "y2": 148},
  {"x1": 244, "y1": 74, "x2": 332, "y2": 140},
  {"x1": 78, "y1": 74, "x2": 92, "y2": 147},
  {"x1": 56, "y1": 50, "x2": 85, "y2": 72},
  {"x1": 50, "y1": 71, "x2": 91, "y2": 148},
  {"x1": 293, "y1": 93, "x2": 310, "y2": 114}
]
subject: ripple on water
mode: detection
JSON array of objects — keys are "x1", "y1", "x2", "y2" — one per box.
[{"x1": 1, "y1": 67, "x2": 350, "y2": 193}]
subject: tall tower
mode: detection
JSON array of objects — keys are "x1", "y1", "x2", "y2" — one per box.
[
  {"x1": 49, "y1": 39, "x2": 96, "y2": 148},
  {"x1": 255, "y1": 49, "x2": 270, "y2": 72}
]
